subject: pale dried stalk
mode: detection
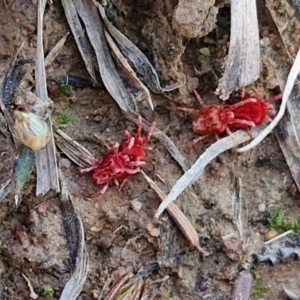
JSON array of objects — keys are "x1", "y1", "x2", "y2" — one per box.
[
  {"x1": 155, "y1": 130, "x2": 252, "y2": 218},
  {"x1": 35, "y1": 0, "x2": 59, "y2": 196},
  {"x1": 141, "y1": 171, "x2": 209, "y2": 256},
  {"x1": 73, "y1": 0, "x2": 130, "y2": 112},
  {"x1": 21, "y1": 274, "x2": 38, "y2": 299},
  {"x1": 104, "y1": 30, "x2": 154, "y2": 110},
  {"x1": 55, "y1": 128, "x2": 93, "y2": 168},
  {"x1": 95, "y1": 2, "x2": 180, "y2": 93},
  {"x1": 102, "y1": 273, "x2": 132, "y2": 300},
  {"x1": 61, "y1": 0, "x2": 97, "y2": 82},
  {"x1": 237, "y1": 46, "x2": 300, "y2": 152},
  {"x1": 44, "y1": 32, "x2": 69, "y2": 68},
  {"x1": 216, "y1": 0, "x2": 260, "y2": 100},
  {"x1": 0, "y1": 179, "x2": 12, "y2": 202}
]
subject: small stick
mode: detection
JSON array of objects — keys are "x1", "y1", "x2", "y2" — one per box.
[
  {"x1": 21, "y1": 273, "x2": 38, "y2": 299},
  {"x1": 141, "y1": 171, "x2": 209, "y2": 256}
]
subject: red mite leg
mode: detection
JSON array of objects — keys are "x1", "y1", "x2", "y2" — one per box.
[
  {"x1": 240, "y1": 88, "x2": 246, "y2": 100},
  {"x1": 91, "y1": 183, "x2": 109, "y2": 199},
  {"x1": 193, "y1": 90, "x2": 207, "y2": 108},
  {"x1": 187, "y1": 134, "x2": 208, "y2": 148},
  {"x1": 228, "y1": 119, "x2": 256, "y2": 127},
  {"x1": 80, "y1": 166, "x2": 97, "y2": 173},
  {"x1": 247, "y1": 128, "x2": 255, "y2": 138},
  {"x1": 118, "y1": 179, "x2": 127, "y2": 191},
  {"x1": 137, "y1": 115, "x2": 143, "y2": 137},
  {"x1": 145, "y1": 120, "x2": 156, "y2": 142},
  {"x1": 177, "y1": 107, "x2": 202, "y2": 114},
  {"x1": 265, "y1": 115, "x2": 273, "y2": 122},
  {"x1": 80, "y1": 153, "x2": 101, "y2": 165},
  {"x1": 214, "y1": 134, "x2": 220, "y2": 140},
  {"x1": 226, "y1": 98, "x2": 257, "y2": 110},
  {"x1": 225, "y1": 126, "x2": 233, "y2": 135},
  {"x1": 266, "y1": 93, "x2": 283, "y2": 103}
]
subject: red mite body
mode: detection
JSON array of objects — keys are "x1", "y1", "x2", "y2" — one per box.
[
  {"x1": 80, "y1": 116, "x2": 156, "y2": 198},
  {"x1": 178, "y1": 88, "x2": 282, "y2": 147}
]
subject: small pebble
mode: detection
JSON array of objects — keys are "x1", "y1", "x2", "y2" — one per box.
[
  {"x1": 199, "y1": 47, "x2": 210, "y2": 56},
  {"x1": 59, "y1": 158, "x2": 71, "y2": 168},
  {"x1": 98, "y1": 237, "x2": 112, "y2": 249},
  {"x1": 260, "y1": 37, "x2": 270, "y2": 47},
  {"x1": 218, "y1": 171, "x2": 226, "y2": 178},
  {"x1": 146, "y1": 222, "x2": 160, "y2": 237},
  {"x1": 130, "y1": 199, "x2": 143, "y2": 212},
  {"x1": 258, "y1": 203, "x2": 266, "y2": 212},
  {"x1": 106, "y1": 211, "x2": 118, "y2": 224},
  {"x1": 264, "y1": 229, "x2": 278, "y2": 241}
]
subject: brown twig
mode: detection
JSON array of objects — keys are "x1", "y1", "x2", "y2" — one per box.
[{"x1": 141, "y1": 171, "x2": 209, "y2": 256}]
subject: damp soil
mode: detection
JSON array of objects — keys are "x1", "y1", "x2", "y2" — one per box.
[{"x1": 0, "y1": 0, "x2": 300, "y2": 299}]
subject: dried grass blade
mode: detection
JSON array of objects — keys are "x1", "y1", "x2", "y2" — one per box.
[
  {"x1": 0, "y1": 102, "x2": 16, "y2": 145},
  {"x1": 61, "y1": 0, "x2": 97, "y2": 82},
  {"x1": 0, "y1": 40, "x2": 28, "y2": 146},
  {"x1": 98, "y1": 279, "x2": 112, "y2": 300},
  {"x1": 34, "y1": 0, "x2": 59, "y2": 196},
  {"x1": 237, "y1": 46, "x2": 300, "y2": 153},
  {"x1": 155, "y1": 130, "x2": 252, "y2": 218},
  {"x1": 216, "y1": 0, "x2": 260, "y2": 100},
  {"x1": 125, "y1": 111, "x2": 188, "y2": 171},
  {"x1": 104, "y1": 30, "x2": 154, "y2": 111},
  {"x1": 0, "y1": 179, "x2": 12, "y2": 202},
  {"x1": 103, "y1": 273, "x2": 132, "y2": 300},
  {"x1": 141, "y1": 171, "x2": 209, "y2": 256},
  {"x1": 44, "y1": 32, "x2": 69, "y2": 68},
  {"x1": 54, "y1": 128, "x2": 93, "y2": 168},
  {"x1": 73, "y1": 0, "x2": 130, "y2": 112},
  {"x1": 95, "y1": 2, "x2": 179, "y2": 93},
  {"x1": 59, "y1": 172, "x2": 89, "y2": 300}
]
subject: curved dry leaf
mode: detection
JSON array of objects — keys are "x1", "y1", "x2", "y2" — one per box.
[
  {"x1": 104, "y1": 30, "x2": 154, "y2": 111},
  {"x1": 61, "y1": 0, "x2": 97, "y2": 82},
  {"x1": 73, "y1": 0, "x2": 131, "y2": 112},
  {"x1": 95, "y1": 2, "x2": 180, "y2": 93},
  {"x1": 0, "y1": 179, "x2": 12, "y2": 203}
]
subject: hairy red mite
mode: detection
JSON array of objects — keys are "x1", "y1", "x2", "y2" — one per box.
[
  {"x1": 178, "y1": 88, "x2": 282, "y2": 148},
  {"x1": 80, "y1": 116, "x2": 156, "y2": 198}
]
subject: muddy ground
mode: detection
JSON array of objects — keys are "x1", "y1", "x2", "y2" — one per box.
[{"x1": 0, "y1": 0, "x2": 300, "y2": 299}]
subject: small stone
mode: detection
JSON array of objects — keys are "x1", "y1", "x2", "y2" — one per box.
[
  {"x1": 130, "y1": 199, "x2": 143, "y2": 212},
  {"x1": 199, "y1": 47, "x2": 210, "y2": 56},
  {"x1": 218, "y1": 171, "x2": 226, "y2": 178},
  {"x1": 258, "y1": 203, "x2": 266, "y2": 212},
  {"x1": 98, "y1": 237, "x2": 112, "y2": 249},
  {"x1": 146, "y1": 222, "x2": 160, "y2": 237},
  {"x1": 106, "y1": 211, "x2": 118, "y2": 224},
  {"x1": 59, "y1": 158, "x2": 71, "y2": 168},
  {"x1": 264, "y1": 229, "x2": 278, "y2": 241}
]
